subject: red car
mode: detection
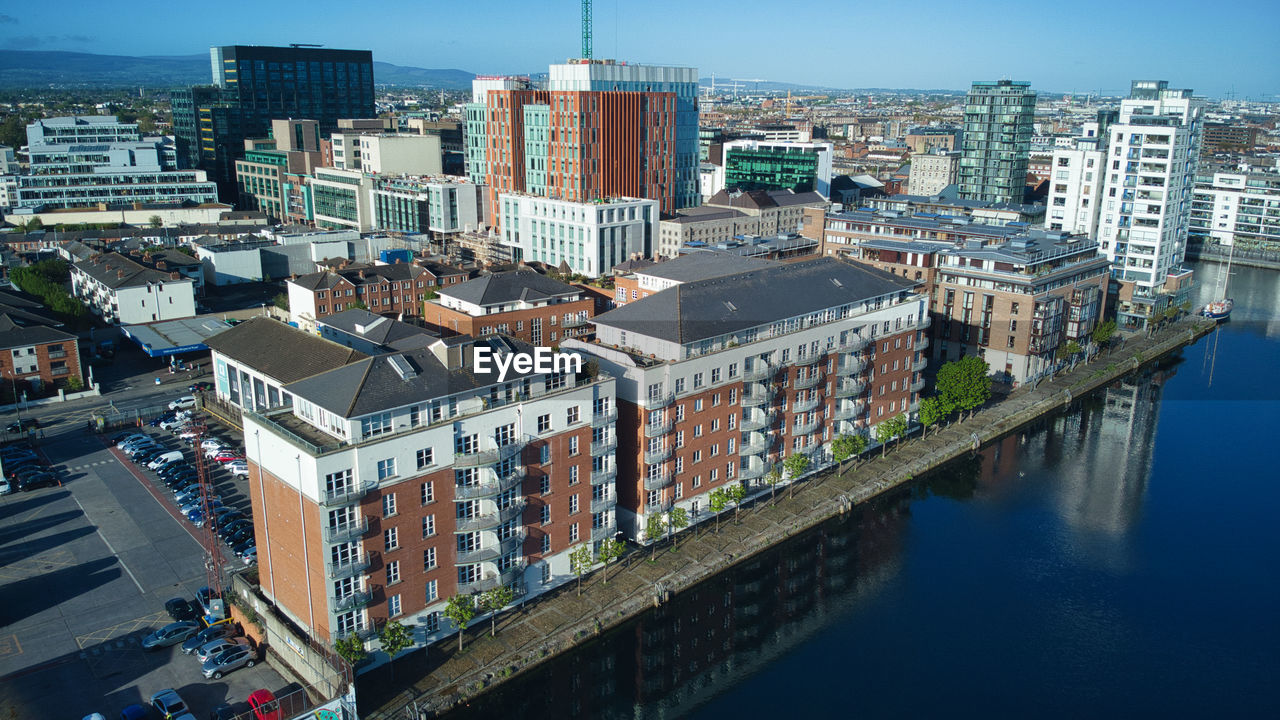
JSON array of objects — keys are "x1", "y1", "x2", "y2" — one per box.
[
  {"x1": 215, "y1": 451, "x2": 245, "y2": 464},
  {"x1": 247, "y1": 689, "x2": 280, "y2": 720}
]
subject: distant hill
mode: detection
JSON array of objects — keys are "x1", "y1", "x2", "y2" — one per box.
[{"x1": 0, "y1": 50, "x2": 476, "y2": 89}]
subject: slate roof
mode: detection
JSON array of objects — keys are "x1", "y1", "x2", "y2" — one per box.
[
  {"x1": 319, "y1": 309, "x2": 438, "y2": 351},
  {"x1": 632, "y1": 253, "x2": 776, "y2": 283},
  {"x1": 0, "y1": 289, "x2": 61, "y2": 327},
  {"x1": 72, "y1": 252, "x2": 182, "y2": 289},
  {"x1": 594, "y1": 257, "x2": 917, "y2": 345},
  {"x1": 0, "y1": 315, "x2": 76, "y2": 350},
  {"x1": 440, "y1": 270, "x2": 580, "y2": 307},
  {"x1": 286, "y1": 335, "x2": 567, "y2": 418},
  {"x1": 290, "y1": 262, "x2": 446, "y2": 292},
  {"x1": 204, "y1": 317, "x2": 367, "y2": 384}
]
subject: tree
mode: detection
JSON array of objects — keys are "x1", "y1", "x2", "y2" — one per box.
[
  {"x1": 443, "y1": 594, "x2": 477, "y2": 652},
  {"x1": 334, "y1": 633, "x2": 368, "y2": 666},
  {"x1": 935, "y1": 355, "x2": 991, "y2": 421},
  {"x1": 644, "y1": 513, "x2": 666, "y2": 558},
  {"x1": 1056, "y1": 340, "x2": 1083, "y2": 362},
  {"x1": 148, "y1": 215, "x2": 164, "y2": 229},
  {"x1": 725, "y1": 483, "x2": 747, "y2": 524},
  {"x1": 782, "y1": 453, "x2": 810, "y2": 499},
  {"x1": 668, "y1": 507, "x2": 689, "y2": 546},
  {"x1": 479, "y1": 585, "x2": 515, "y2": 637},
  {"x1": 598, "y1": 537, "x2": 624, "y2": 583},
  {"x1": 764, "y1": 469, "x2": 782, "y2": 502},
  {"x1": 272, "y1": 292, "x2": 290, "y2": 311},
  {"x1": 708, "y1": 489, "x2": 728, "y2": 533},
  {"x1": 1092, "y1": 319, "x2": 1117, "y2": 349},
  {"x1": 917, "y1": 396, "x2": 949, "y2": 438},
  {"x1": 378, "y1": 620, "x2": 414, "y2": 676},
  {"x1": 570, "y1": 544, "x2": 594, "y2": 596},
  {"x1": 875, "y1": 414, "x2": 909, "y2": 457}
]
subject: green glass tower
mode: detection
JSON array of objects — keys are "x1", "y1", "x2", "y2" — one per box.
[{"x1": 959, "y1": 80, "x2": 1036, "y2": 204}]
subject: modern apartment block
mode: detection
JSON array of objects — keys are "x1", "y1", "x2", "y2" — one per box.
[
  {"x1": 1094, "y1": 81, "x2": 1203, "y2": 325},
  {"x1": 907, "y1": 151, "x2": 961, "y2": 197},
  {"x1": 931, "y1": 231, "x2": 1111, "y2": 383},
  {"x1": 286, "y1": 261, "x2": 470, "y2": 331},
  {"x1": 811, "y1": 207, "x2": 1042, "y2": 260},
  {"x1": 466, "y1": 59, "x2": 699, "y2": 229},
  {"x1": 497, "y1": 194, "x2": 658, "y2": 277},
  {"x1": 422, "y1": 270, "x2": 595, "y2": 345},
  {"x1": 565, "y1": 258, "x2": 927, "y2": 539},
  {"x1": 1045, "y1": 142, "x2": 1105, "y2": 236},
  {"x1": 718, "y1": 140, "x2": 835, "y2": 197},
  {"x1": 173, "y1": 45, "x2": 375, "y2": 198},
  {"x1": 243, "y1": 335, "x2": 618, "y2": 643},
  {"x1": 857, "y1": 193, "x2": 1044, "y2": 226},
  {"x1": 370, "y1": 176, "x2": 487, "y2": 238},
  {"x1": 1189, "y1": 171, "x2": 1280, "y2": 251},
  {"x1": 959, "y1": 80, "x2": 1036, "y2": 204},
  {"x1": 70, "y1": 252, "x2": 197, "y2": 324}
]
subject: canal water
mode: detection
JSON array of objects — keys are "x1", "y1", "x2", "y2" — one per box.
[{"x1": 443, "y1": 263, "x2": 1280, "y2": 719}]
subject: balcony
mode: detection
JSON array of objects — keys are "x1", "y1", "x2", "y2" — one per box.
[
  {"x1": 740, "y1": 412, "x2": 773, "y2": 432},
  {"x1": 456, "y1": 564, "x2": 526, "y2": 596},
  {"x1": 330, "y1": 590, "x2": 372, "y2": 614},
  {"x1": 643, "y1": 444, "x2": 672, "y2": 465},
  {"x1": 742, "y1": 363, "x2": 774, "y2": 382},
  {"x1": 643, "y1": 473, "x2": 673, "y2": 491},
  {"x1": 591, "y1": 466, "x2": 616, "y2": 485},
  {"x1": 326, "y1": 552, "x2": 370, "y2": 580},
  {"x1": 794, "y1": 372, "x2": 824, "y2": 390},
  {"x1": 455, "y1": 532, "x2": 525, "y2": 564},
  {"x1": 835, "y1": 359, "x2": 865, "y2": 376},
  {"x1": 47, "y1": 350, "x2": 67, "y2": 359},
  {"x1": 455, "y1": 438, "x2": 527, "y2": 468},
  {"x1": 591, "y1": 406, "x2": 618, "y2": 428},
  {"x1": 835, "y1": 380, "x2": 866, "y2": 398},
  {"x1": 834, "y1": 400, "x2": 866, "y2": 420},
  {"x1": 740, "y1": 458, "x2": 768, "y2": 481},
  {"x1": 591, "y1": 436, "x2": 617, "y2": 456},
  {"x1": 590, "y1": 496, "x2": 615, "y2": 514},
  {"x1": 916, "y1": 315, "x2": 932, "y2": 329},
  {"x1": 912, "y1": 357, "x2": 928, "y2": 373},
  {"x1": 795, "y1": 353, "x2": 823, "y2": 366},
  {"x1": 323, "y1": 517, "x2": 370, "y2": 545},
  {"x1": 454, "y1": 468, "x2": 525, "y2": 500},
  {"x1": 563, "y1": 315, "x2": 591, "y2": 328},
  {"x1": 837, "y1": 335, "x2": 870, "y2": 353},
  {"x1": 741, "y1": 391, "x2": 771, "y2": 408},
  {"x1": 591, "y1": 522, "x2": 618, "y2": 542},
  {"x1": 644, "y1": 419, "x2": 673, "y2": 438},
  {"x1": 910, "y1": 377, "x2": 926, "y2": 393},
  {"x1": 792, "y1": 396, "x2": 819, "y2": 414},
  {"x1": 739, "y1": 433, "x2": 768, "y2": 456},
  {"x1": 794, "y1": 419, "x2": 820, "y2": 436},
  {"x1": 455, "y1": 500, "x2": 526, "y2": 533},
  {"x1": 320, "y1": 480, "x2": 377, "y2": 507},
  {"x1": 646, "y1": 393, "x2": 674, "y2": 409}
]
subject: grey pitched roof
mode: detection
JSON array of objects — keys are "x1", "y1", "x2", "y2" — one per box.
[
  {"x1": 0, "y1": 315, "x2": 76, "y2": 350},
  {"x1": 0, "y1": 290, "x2": 61, "y2": 327},
  {"x1": 633, "y1": 253, "x2": 776, "y2": 283},
  {"x1": 73, "y1": 252, "x2": 184, "y2": 289},
  {"x1": 595, "y1": 257, "x2": 918, "y2": 345},
  {"x1": 286, "y1": 335, "x2": 563, "y2": 418},
  {"x1": 764, "y1": 190, "x2": 828, "y2": 207},
  {"x1": 319, "y1": 309, "x2": 438, "y2": 350},
  {"x1": 440, "y1": 270, "x2": 580, "y2": 307},
  {"x1": 204, "y1": 317, "x2": 367, "y2": 384}
]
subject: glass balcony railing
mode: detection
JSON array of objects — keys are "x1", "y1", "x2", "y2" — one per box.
[
  {"x1": 323, "y1": 517, "x2": 369, "y2": 545},
  {"x1": 792, "y1": 396, "x2": 820, "y2": 414},
  {"x1": 454, "y1": 437, "x2": 528, "y2": 468},
  {"x1": 591, "y1": 466, "x2": 617, "y2": 485},
  {"x1": 325, "y1": 552, "x2": 369, "y2": 580},
  {"x1": 330, "y1": 590, "x2": 372, "y2": 613},
  {"x1": 643, "y1": 418, "x2": 673, "y2": 437},
  {"x1": 794, "y1": 372, "x2": 825, "y2": 390},
  {"x1": 643, "y1": 445, "x2": 672, "y2": 465},
  {"x1": 835, "y1": 380, "x2": 866, "y2": 398},
  {"x1": 454, "y1": 467, "x2": 525, "y2": 500},
  {"x1": 320, "y1": 480, "x2": 377, "y2": 507},
  {"x1": 591, "y1": 406, "x2": 618, "y2": 428},
  {"x1": 742, "y1": 363, "x2": 774, "y2": 382},
  {"x1": 643, "y1": 473, "x2": 673, "y2": 491},
  {"x1": 591, "y1": 437, "x2": 617, "y2": 456}
]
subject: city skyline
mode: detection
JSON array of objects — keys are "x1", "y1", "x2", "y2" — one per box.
[{"x1": 1, "y1": 0, "x2": 1277, "y2": 99}]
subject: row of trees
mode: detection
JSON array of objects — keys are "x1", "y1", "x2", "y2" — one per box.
[{"x1": 9, "y1": 259, "x2": 87, "y2": 320}]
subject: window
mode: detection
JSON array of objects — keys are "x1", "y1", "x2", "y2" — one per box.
[
  {"x1": 416, "y1": 448, "x2": 434, "y2": 469},
  {"x1": 569, "y1": 436, "x2": 579, "y2": 455},
  {"x1": 567, "y1": 406, "x2": 580, "y2": 424},
  {"x1": 570, "y1": 523, "x2": 580, "y2": 542},
  {"x1": 361, "y1": 411, "x2": 392, "y2": 437},
  {"x1": 711, "y1": 418, "x2": 720, "y2": 432},
  {"x1": 384, "y1": 527, "x2": 399, "y2": 551},
  {"x1": 712, "y1": 393, "x2": 721, "y2": 407},
  {"x1": 386, "y1": 560, "x2": 401, "y2": 585},
  {"x1": 693, "y1": 450, "x2": 703, "y2": 464},
  {"x1": 569, "y1": 466, "x2": 579, "y2": 485},
  {"x1": 692, "y1": 475, "x2": 702, "y2": 488},
  {"x1": 423, "y1": 547, "x2": 437, "y2": 571},
  {"x1": 422, "y1": 515, "x2": 435, "y2": 538},
  {"x1": 647, "y1": 490, "x2": 660, "y2": 507},
  {"x1": 541, "y1": 534, "x2": 551, "y2": 554},
  {"x1": 674, "y1": 378, "x2": 686, "y2": 394},
  {"x1": 495, "y1": 422, "x2": 516, "y2": 446},
  {"x1": 426, "y1": 580, "x2": 438, "y2": 602},
  {"x1": 675, "y1": 430, "x2": 685, "y2": 448},
  {"x1": 570, "y1": 494, "x2": 580, "y2": 514},
  {"x1": 694, "y1": 399, "x2": 704, "y2": 412},
  {"x1": 694, "y1": 424, "x2": 703, "y2": 438},
  {"x1": 540, "y1": 504, "x2": 551, "y2": 525},
  {"x1": 455, "y1": 434, "x2": 478, "y2": 455},
  {"x1": 537, "y1": 414, "x2": 551, "y2": 433},
  {"x1": 711, "y1": 368, "x2": 721, "y2": 383},
  {"x1": 382, "y1": 494, "x2": 397, "y2": 518},
  {"x1": 388, "y1": 593, "x2": 401, "y2": 617},
  {"x1": 693, "y1": 372, "x2": 704, "y2": 389},
  {"x1": 377, "y1": 458, "x2": 397, "y2": 480}
]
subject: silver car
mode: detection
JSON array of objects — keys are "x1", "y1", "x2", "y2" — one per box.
[
  {"x1": 194, "y1": 637, "x2": 238, "y2": 663},
  {"x1": 200, "y1": 638, "x2": 256, "y2": 679},
  {"x1": 141, "y1": 621, "x2": 201, "y2": 651}
]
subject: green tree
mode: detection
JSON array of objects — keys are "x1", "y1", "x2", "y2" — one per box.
[
  {"x1": 644, "y1": 513, "x2": 666, "y2": 558},
  {"x1": 272, "y1": 292, "x2": 290, "y2": 311},
  {"x1": 443, "y1": 594, "x2": 477, "y2": 652},
  {"x1": 725, "y1": 483, "x2": 747, "y2": 524},
  {"x1": 1056, "y1": 340, "x2": 1083, "y2": 361},
  {"x1": 764, "y1": 468, "x2": 782, "y2": 503},
  {"x1": 935, "y1": 355, "x2": 991, "y2": 421},
  {"x1": 598, "y1": 537, "x2": 625, "y2": 584},
  {"x1": 334, "y1": 633, "x2": 368, "y2": 666},
  {"x1": 148, "y1": 215, "x2": 164, "y2": 229},
  {"x1": 668, "y1": 507, "x2": 689, "y2": 546},
  {"x1": 378, "y1": 620, "x2": 414, "y2": 675},
  {"x1": 479, "y1": 585, "x2": 515, "y2": 637},
  {"x1": 917, "y1": 396, "x2": 949, "y2": 438},
  {"x1": 782, "y1": 453, "x2": 810, "y2": 499},
  {"x1": 1091, "y1": 319, "x2": 1117, "y2": 350},
  {"x1": 874, "y1": 414, "x2": 909, "y2": 457},
  {"x1": 570, "y1": 544, "x2": 594, "y2": 596},
  {"x1": 708, "y1": 489, "x2": 728, "y2": 533}
]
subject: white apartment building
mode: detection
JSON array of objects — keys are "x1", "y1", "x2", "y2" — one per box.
[
  {"x1": 71, "y1": 253, "x2": 197, "y2": 324},
  {"x1": 1094, "y1": 81, "x2": 1204, "y2": 292},
  {"x1": 907, "y1": 151, "x2": 960, "y2": 197},
  {"x1": 499, "y1": 194, "x2": 658, "y2": 277},
  {"x1": 1190, "y1": 171, "x2": 1280, "y2": 250},
  {"x1": 1045, "y1": 142, "x2": 1105, "y2": 236},
  {"x1": 358, "y1": 135, "x2": 442, "y2": 176}
]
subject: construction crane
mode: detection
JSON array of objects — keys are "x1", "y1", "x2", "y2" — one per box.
[{"x1": 581, "y1": 0, "x2": 592, "y2": 60}]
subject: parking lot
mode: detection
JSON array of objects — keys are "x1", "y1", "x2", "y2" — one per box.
[{"x1": 0, "y1": 411, "x2": 287, "y2": 719}]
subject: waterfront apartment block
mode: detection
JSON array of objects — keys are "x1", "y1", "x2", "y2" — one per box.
[
  {"x1": 497, "y1": 194, "x2": 658, "y2": 277},
  {"x1": 286, "y1": 261, "x2": 470, "y2": 331},
  {"x1": 564, "y1": 257, "x2": 927, "y2": 540},
  {"x1": 1045, "y1": 143, "x2": 1105, "y2": 237},
  {"x1": 810, "y1": 207, "x2": 1038, "y2": 260},
  {"x1": 857, "y1": 193, "x2": 1045, "y2": 227},
  {"x1": 70, "y1": 252, "x2": 197, "y2": 324},
  {"x1": 243, "y1": 334, "x2": 618, "y2": 644},
  {"x1": 1189, "y1": 171, "x2": 1280, "y2": 251},
  {"x1": 959, "y1": 80, "x2": 1036, "y2": 204},
  {"x1": 423, "y1": 270, "x2": 595, "y2": 345}
]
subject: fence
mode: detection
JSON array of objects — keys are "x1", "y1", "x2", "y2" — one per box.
[{"x1": 87, "y1": 402, "x2": 172, "y2": 433}]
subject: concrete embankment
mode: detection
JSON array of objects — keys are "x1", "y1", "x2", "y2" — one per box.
[
  {"x1": 361, "y1": 316, "x2": 1216, "y2": 719},
  {"x1": 1187, "y1": 247, "x2": 1280, "y2": 271}
]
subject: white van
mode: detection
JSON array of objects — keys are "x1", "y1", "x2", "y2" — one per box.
[{"x1": 147, "y1": 451, "x2": 184, "y2": 470}]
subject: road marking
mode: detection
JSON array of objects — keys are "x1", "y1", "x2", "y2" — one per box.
[
  {"x1": 74, "y1": 610, "x2": 168, "y2": 649},
  {"x1": 0, "y1": 634, "x2": 21, "y2": 658},
  {"x1": 71, "y1": 495, "x2": 145, "y2": 594}
]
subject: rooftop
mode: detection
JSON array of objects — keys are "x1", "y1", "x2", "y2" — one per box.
[
  {"x1": 632, "y1": 253, "x2": 776, "y2": 283},
  {"x1": 204, "y1": 317, "x2": 367, "y2": 383},
  {"x1": 318, "y1": 309, "x2": 438, "y2": 351},
  {"x1": 439, "y1": 269, "x2": 581, "y2": 307}
]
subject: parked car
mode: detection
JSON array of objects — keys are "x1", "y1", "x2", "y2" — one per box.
[
  {"x1": 17, "y1": 472, "x2": 60, "y2": 491},
  {"x1": 241, "y1": 547, "x2": 257, "y2": 566},
  {"x1": 195, "y1": 637, "x2": 241, "y2": 663},
  {"x1": 118, "y1": 705, "x2": 150, "y2": 720},
  {"x1": 164, "y1": 597, "x2": 199, "y2": 622},
  {"x1": 5, "y1": 418, "x2": 39, "y2": 433},
  {"x1": 200, "y1": 438, "x2": 224, "y2": 451},
  {"x1": 201, "y1": 638, "x2": 256, "y2": 679},
  {"x1": 159, "y1": 413, "x2": 191, "y2": 430},
  {"x1": 212, "y1": 450, "x2": 244, "y2": 463},
  {"x1": 169, "y1": 396, "x2": 197, "y2": 411},
  {"x1": 227, "y1": 462, "x2": 250, "y2": 477},
  {"x1": 142, "y1": 621, "x2": 201, "y2": 650},
  {"x1": 178, "y1": 428, "x2": 203, "y2": 440},
  {"x1": 150, "y1": 688, "x2": 194, "y2": 720},
  {"x1": 180, "y1": 622, "x2": 239, "y2": 655},
  {"x1": 115, "y1": 433, "x2": 149, "y2": 448},
  {"x1": 147, "y1": 451, "x2": 185, "y2": 470},
  {"x1": 208, "y1": 704, "x2": 238, "y2": 720},
  {"x1": 189, "y1": 382, "x2": 213, "y2": 393},
  {"x1": 4, "y1": 460, "x2": 44, "y2": 479},
  {"x1": 0, "y1": 446, "x2": 37, "y2": 462},
  {"x1": 0, "y1": 478, "x2": 11, "y2": 495},
  {"x1": 246, "y1": 689, "x2": 280, "y2": 720}
]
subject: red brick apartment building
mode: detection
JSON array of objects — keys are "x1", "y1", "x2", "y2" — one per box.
[
  {"x1": 244, "y1": 334, "x2": 618, "y2": 645},
  {"x1": 565, "y1": 257, "x2": 927, "y2": 541},
  {"x1": 422, "y1": 269, "x2": 595, "y2": 345},
  {"x1": 0, "y1": 291, "x2": 83, "y2": 392},
  {"x1": 285, "y1": 261, "x2": 470, "y2": 331}
]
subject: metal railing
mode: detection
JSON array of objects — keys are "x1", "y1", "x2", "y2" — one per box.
[
  {"x1": 562, "y1": 315, "x2": 591, "y2": 328},
  {"x1": 643, "y1": 473, "x2": 673, "y2": 491},
  {"x1": 739, "y1": 434, "x2": 768, "y2": 456},
  {"x1": 742, "y1": 363, "x2": 774, "y2": 382},
  {"x1": 455, "y1": 532, "x2": 525, "y2": 565},
  {"x1": 740, "y1": 412, "x2": 773, "y2": 432},
  {"x1": 910, "y1": 377, "x2": 926, "y2": 393},
  {"x1": 453, "y1": 468, "x2": 525, "y2": 500},
  {"x1": 646, "y1": 393, "x2": 674, "y2": 408},
  {"x1": 330, "y1": 590, "x2": 372, "y2": 614},
  {"x1": 643, "y1": 419, "x2": 673, "y2": 437},
  {"x1": 912, "y1": 357, "x2": 928, "y2": 372},
  {"x1": 740, "y1": 460, "x2": 768, "y2": 481},
  {"x1": 590, "y1": 496, "x2": 615, "y2": 514},
  {"x1": 454, "y1": 438, "x2": 528, "y2": 468},
  {"x1": 741, "y1": 391, "x2": 771, "y2": 407},
  {"x1": 834, "y1": 400, "x2": 866, "y2": 420},
  {"x1": 591, "y1": 406, "x2": 618, "y2": 428},
  {"x1": 835, "y1": 380, "x2": 866, "y2": 398},
  {"x1": 916, "y1": 336, "x2": 931, "y2": 351},
  {"x1": 591, "y1": 466, "x2": 617, "y2": 485},
  {"x1": 591, "y1": 522, "x2": 618, "y2": 541},
  {"x1": 794, "y1": 419, "x2": 820, "y2": 436},
  {"x1": 319, "y1": 480, "x2": 377, "y2": 507},
  {"x1": 794, "y1": 372, "x2": 825, "y2": 390},
  {"x1": 835, "y1": 359, "x2": 865, "y2": 376},
  {"x1": 591, "y1": 436, "x2": 617, "y2": 456},
  {"x1": 322, "y1": 517, "x2": 369, "y2": 545},
  {"x1": 837, "y1": 334, "x2": 870, "y2": 353},
  {"x1": 795, "y1": 352, "x2": 823, "y2": 366},
  {"x1": 916, "y1": 315, "x2": 932, "y2": 329},
  {"x1": 643, "y1": 445, "x2": 672, "y2": 465},
  {"x1": 792, "y1": 396, "x2": 819, "y2": 414},
  {"x1": 325, "y1": 552, "x2": 369, "y2": 580}
]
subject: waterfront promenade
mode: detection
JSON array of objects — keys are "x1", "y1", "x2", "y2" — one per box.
[{"x1": 360, "y1": 315, "x2": 1216, "y2": 719}]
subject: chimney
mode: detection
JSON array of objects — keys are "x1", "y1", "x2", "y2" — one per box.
[
  {"x1": 117, "y1": 270, "x2": 127, "y2": 279},
  {"x1": 358, "y1": 270, "x2": 366, "y2": 279},
  {"x1": 156, "y1": 261, "x2": 168, "y2": 271},
  {"x1": 170, "y1": 272, "x2": 180, "y2": 280}
]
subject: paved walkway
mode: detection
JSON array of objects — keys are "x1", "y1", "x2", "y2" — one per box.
[{"x1": 360, "y1": 316, "x2": 1216, "y2": 719}]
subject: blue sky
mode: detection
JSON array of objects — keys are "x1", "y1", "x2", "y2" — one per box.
[{"x1": 1, "y1": 0, "x2": 1276, "y2": 98}]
